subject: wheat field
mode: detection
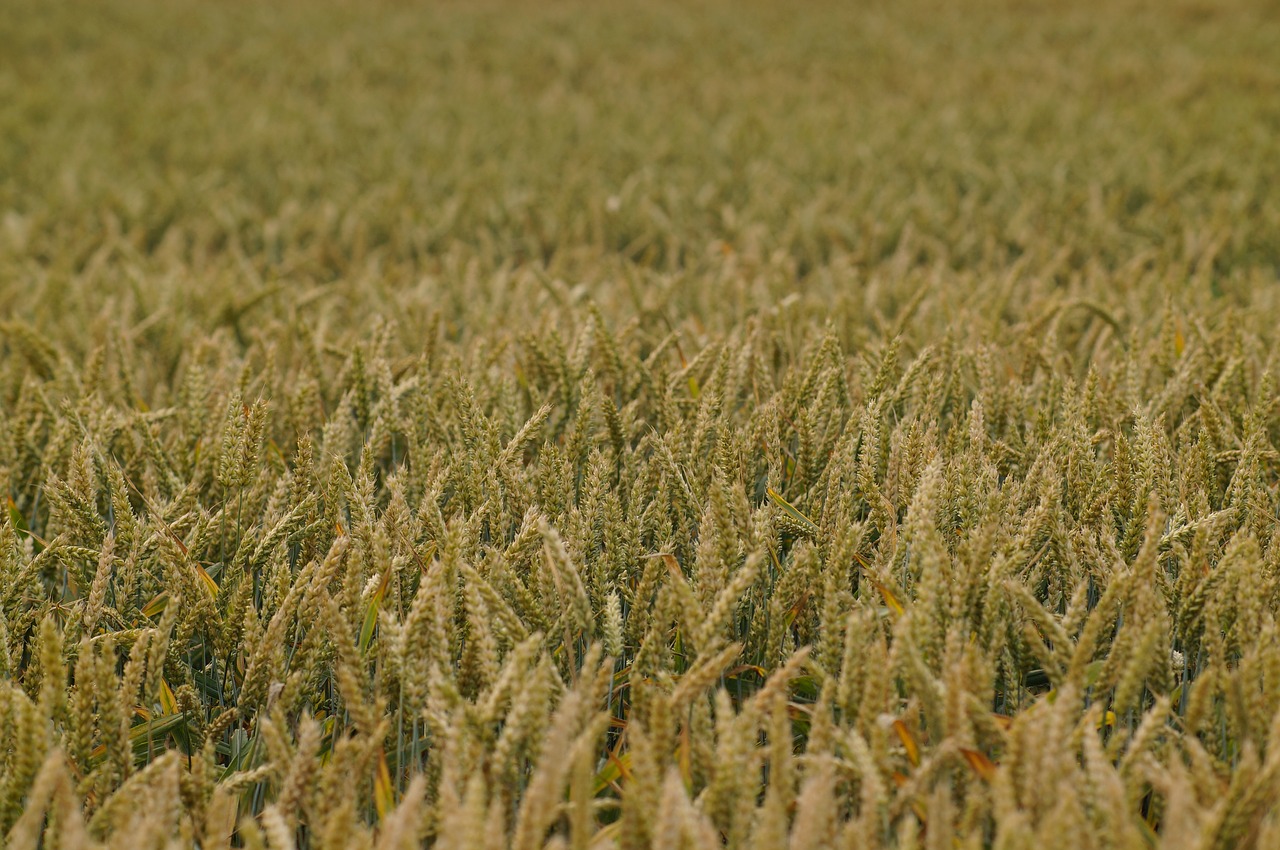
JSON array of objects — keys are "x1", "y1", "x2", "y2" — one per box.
[{"x1": 3, "y1": 0, "x2": 1280, "y2": 847}]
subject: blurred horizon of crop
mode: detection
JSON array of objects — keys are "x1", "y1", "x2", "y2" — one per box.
[{"x1": 5, "y1": 0, "x2": 1279, "y2": 292}]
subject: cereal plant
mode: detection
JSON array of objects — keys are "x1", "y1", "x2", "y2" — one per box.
[{"x1": 3, "y1": 0, "x2": 1280, "y2": 847}]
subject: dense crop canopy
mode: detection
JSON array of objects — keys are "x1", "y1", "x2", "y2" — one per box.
[{"x1": 3, "y1": 0, "x2": 1280, "y2": 847}]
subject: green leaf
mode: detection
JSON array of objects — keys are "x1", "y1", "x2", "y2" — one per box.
[
  {"x1": 359, "y1": 562, "x2": 394, "y2": 655},
  {"x1": 765, "y1": 487, "x2": 820, "y2": 537}
]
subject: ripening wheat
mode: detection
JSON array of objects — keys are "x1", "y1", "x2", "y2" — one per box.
[{"x1": 3, "y1": 0, "x2": 1280, "y2": 847}]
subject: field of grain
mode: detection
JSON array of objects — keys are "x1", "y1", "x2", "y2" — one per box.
[{"x1": 4, "y1": 0, "x2": 1280, "y2": 847}]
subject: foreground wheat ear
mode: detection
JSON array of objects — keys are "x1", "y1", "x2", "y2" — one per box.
[{"x1": 3, "y1": 0, "x2": 1280, "y2": 847}]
